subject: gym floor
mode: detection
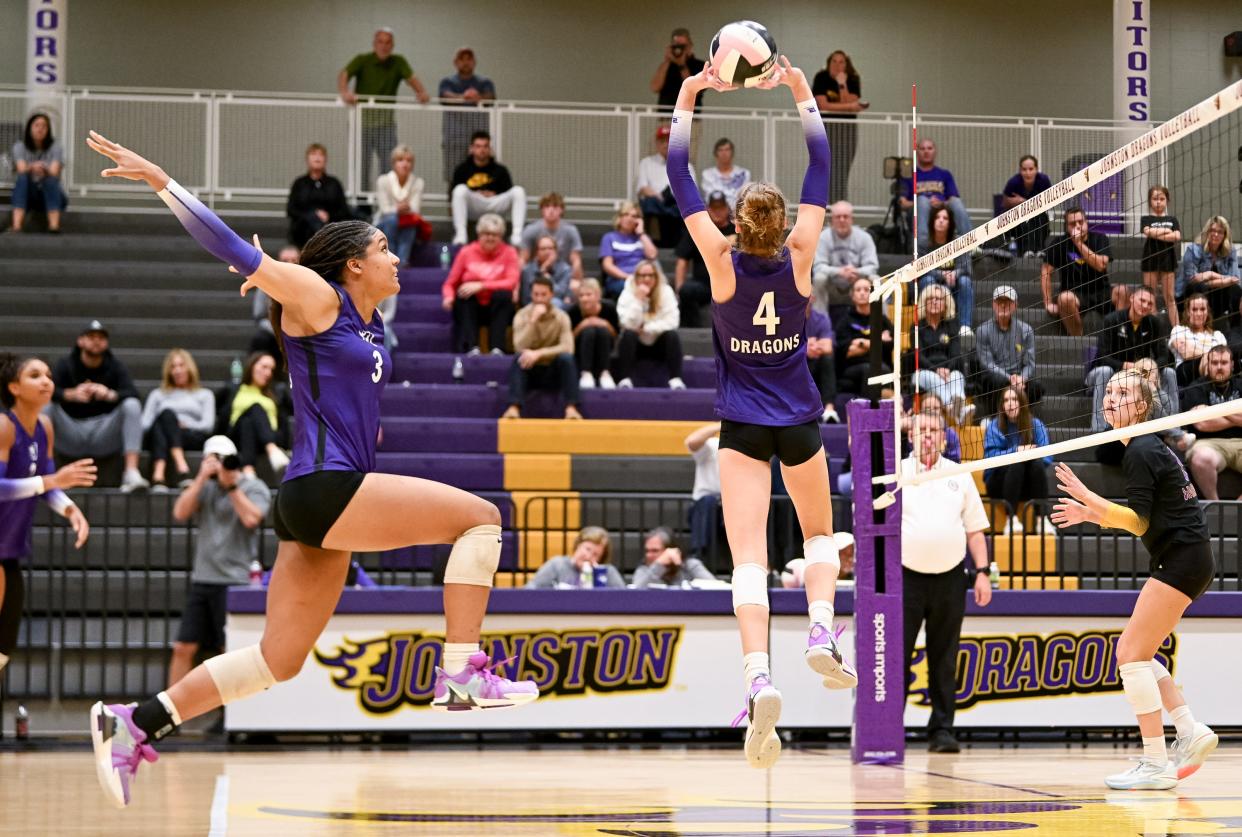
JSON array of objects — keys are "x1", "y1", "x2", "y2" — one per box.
[{"x1": 2, "y1": 743, "x2": 1239, "y2": 835}]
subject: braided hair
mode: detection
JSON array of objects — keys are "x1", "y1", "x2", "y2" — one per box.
[{"x1": 267, "y1": 220, "x2": 377, "y2": 358}]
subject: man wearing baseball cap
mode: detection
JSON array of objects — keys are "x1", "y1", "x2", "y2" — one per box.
[
  {"x1": 167, "y1": 435, "x2": 271, "y2": 688},
  {"x1": 974, "y1": 285, "x2": 1042, "y2": 418},
  {"x1": 48, "y1": 321, "x2": 149, "y2": 492},
  {"x1": 674, "y1": 190, "x2": 735, "y2": 326},
  {"x1": 438, "y1": 46, "x2": 496, "y2": 184}
]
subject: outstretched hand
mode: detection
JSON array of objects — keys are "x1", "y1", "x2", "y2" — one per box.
[
  {"x1": 1051, "y1": 498, "x2": 1093, "y2": 528},
  {"x1": 687, "y1": 63, "x2": 735, "y2": 93},
  {"x1": 756, "y1": 56, "x2": 800, "y2": 90},
  {"x1": 85, "y1": 131, "x2": 169, "y2": 191},
  {"x1": 1054, "y1": 462, "x2": 1090, "y2": 503}
]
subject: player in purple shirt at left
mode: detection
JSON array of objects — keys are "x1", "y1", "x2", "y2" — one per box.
[
  {"x1": 0, "y1": 353, "x2": 94, "y2": 680},
  {"x1": 83, "y1": 132, "x2": 537, "y2": 809},
  {"x1": 669, "y1": 57, "x2": 856, "y2": 771}
]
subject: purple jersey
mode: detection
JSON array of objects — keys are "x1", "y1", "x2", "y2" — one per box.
[
  {"x1": 282, "y1": 287, "x2": 391, "y2": 481},
  {"x1": 711, "y1": 249, "x2": 823, "y2": 426},
  {"x1": 0, "y1": 412, "x2": 52, "y2": 560}
]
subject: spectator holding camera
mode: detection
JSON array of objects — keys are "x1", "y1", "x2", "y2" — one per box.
[
  {"x1": 651, "y1": 28, "x2": 705, "y2": 112},
  {"x1": 168, "y1": 435, "x2": 271, "y2": 688}
]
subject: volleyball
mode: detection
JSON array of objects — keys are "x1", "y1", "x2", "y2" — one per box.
[{"x1": 708, "y1": 21, "x2": 778, "y2": 88}]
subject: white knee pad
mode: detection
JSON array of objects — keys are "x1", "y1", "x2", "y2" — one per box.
[
  {"x1": 803, "y1": 535, "x2": 840, "y2": 571},
  {"x1": 1119, "y1": 660, "x2": 1162, "y2": 716},
  {"x1": 731, "y1": 563, "x2": 770, "y2": 613},
  {"x1": 204, "y1": 644, "x2": 277, "y2": 704},
  {"x1": 1151, "y1": 658, "x2": 1172, "y2": 682},
  {"x1": 443, "y1": 524, "x2": 502, "y2": 588}
]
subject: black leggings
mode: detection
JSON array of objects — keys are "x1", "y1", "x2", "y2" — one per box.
[
  {"x1": 614, "y1": 329, "x2": 683, "y2": 381},
  {"x1": 229, "y1": 404, "x2": 276, "y2": 469},
  {"x1": 145, "y1": 409, "x2": 208, "y2": 463},
  {"x1": 808, "y1": 355, "x2": 838, "y2": 405},
  {"x1": 575, "y1": 326, "x2": 615, "y2": 378},
  {"x1": 0, "y1": 560, "x2": 24, "y2": 656},
  {"x1": 984, "y1": 461, "x2": 1048, "y2": 513}
]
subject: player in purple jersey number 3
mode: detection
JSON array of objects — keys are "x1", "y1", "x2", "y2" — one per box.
[
  {"x1": 83, "y1": 132, "x2": 537, "y2": 809},
  {"x1": 669, "y1": 58, "x2": 856, "y2": 770},
  {"x1": 0, "y1": 354, "x2": 94, "y2": 679}
]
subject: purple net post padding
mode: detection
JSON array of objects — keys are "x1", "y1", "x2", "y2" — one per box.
[{"x1": 847, "y1": 398, "x2": 905, "y2": 764}]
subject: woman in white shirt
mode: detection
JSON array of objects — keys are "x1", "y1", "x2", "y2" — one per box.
[
  {"x1": 700, "y1": 138, "x2": 751, "y2": 211},
  {"x1": 1168, "y1": 293, "x2": 1225, "y2": 387},
  {"x1": 141, "y1": 349, "x2": 215, "y2": 491},
  {"x1": 373, "y1": 144, "x2": 428, "y2": 265},
  {"x1": 615, "y1": 259, "x2": 684, "y2": 389}
]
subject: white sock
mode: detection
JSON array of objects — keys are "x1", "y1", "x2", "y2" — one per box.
[
  {"x1": 743, "y1": 651, "x2": 770, "y2": 687},
  {"x1": 808, "y1": 600, "x2": 834, "y2": 628},
  {"x1": 1170, "y1": 705, "x2": 1195, "y2": 740},
  {"x1": 442, "y1": 643, "x2": 478, "y2": 676},
  {"x1": 156, "y1": 690, "x2": 183, "y2": 726},
  {"x1": 1143, "y1": 735, "x2": 1168, "y2": 764}
]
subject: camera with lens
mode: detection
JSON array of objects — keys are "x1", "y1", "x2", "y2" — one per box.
[
  {"x1": 219, "y1": 454, "x2": 241, "y2": 472},
  {"x1": 670, "y1": 44, "x2": 685, "y2": 54}
]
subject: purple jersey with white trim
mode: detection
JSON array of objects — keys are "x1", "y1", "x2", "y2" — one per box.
[
  {"x1": 282, "y1": 287, "x2": 391, "y2": 481},
  {"x1": 0, "y1": 412, "x2": 52, "y2": 560},
  {"x1": 711, "y1": 249, "x2": 823, "y2": 426}
]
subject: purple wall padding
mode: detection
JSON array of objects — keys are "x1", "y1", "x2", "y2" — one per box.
[{"x1": 848, "y1": 397, "x2": 906, "y2": 764}]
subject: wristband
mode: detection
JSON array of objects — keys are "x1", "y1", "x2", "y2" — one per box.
[
  {"x1": 45, "y1": 489, "x2": 73, "y2": 515},
  {"x1": 0, "y1": 476, "x2": 46, "y2": 502}
]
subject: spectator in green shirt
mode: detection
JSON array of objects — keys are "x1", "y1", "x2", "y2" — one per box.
[{"x1": 338, "y1": 28, "x2": 430, "y2": 190}]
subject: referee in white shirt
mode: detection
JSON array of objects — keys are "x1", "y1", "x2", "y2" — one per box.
[{"x1": 901, "y1": 410, "x2": 993, "y2": 753}]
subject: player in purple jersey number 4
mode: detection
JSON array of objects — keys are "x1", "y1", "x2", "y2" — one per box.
[
  {"x1": 83, "y1": 133, "x2": 537, "y2": 809},
  {"x1": 669, "y1": 59, "x2": 856, "y2": 770}
]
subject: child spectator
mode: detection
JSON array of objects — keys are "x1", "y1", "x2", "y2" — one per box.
[{"x1": 1140, "y1": 186, "x2": 1181, "y2": 326}]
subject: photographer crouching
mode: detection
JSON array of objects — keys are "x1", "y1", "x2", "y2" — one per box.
[{"x1": 168, "y1": 435, "x2": 271, "y2": 689}]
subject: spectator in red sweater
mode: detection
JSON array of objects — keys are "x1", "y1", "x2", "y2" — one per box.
[{"x1": 441, "y1": 213, "x2": 520, "y2": 354}]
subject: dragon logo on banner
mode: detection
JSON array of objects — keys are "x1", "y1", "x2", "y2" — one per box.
[
  {"x1": 909, "y1": 629, "x2": 1176, "y2": 710},
  {"x1": 315, "y1": 626, "x2": 683, "y2": 714}
]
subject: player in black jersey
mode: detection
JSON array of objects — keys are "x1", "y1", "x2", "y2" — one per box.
[{"x1": 1052, "y1": 369, "x2": 1218, "y2": 790}]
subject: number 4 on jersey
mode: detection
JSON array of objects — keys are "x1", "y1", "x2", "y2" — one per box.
[{"x1": 752, "y1": 291, "x2": 781, "y2": 336}]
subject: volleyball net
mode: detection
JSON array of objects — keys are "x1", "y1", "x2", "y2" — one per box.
[{"x1": 870, "y1": 79, "x2": 1242, "y2": 491}]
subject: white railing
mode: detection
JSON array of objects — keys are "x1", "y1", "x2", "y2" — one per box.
[{"x1": 0, "y1": 84, "x2": 1159, "y2": 223}]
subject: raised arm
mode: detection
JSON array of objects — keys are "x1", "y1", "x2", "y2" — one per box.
[
  {"x1": 771, "y1": 59, "x2": 830, "y2": 282},
  {"x1": 86, "y1": 131, "x2": 340, "y2": 333}
]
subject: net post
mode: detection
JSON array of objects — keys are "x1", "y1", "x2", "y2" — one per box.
[{"x1": 848, "y1": 397, "x2": 905, "y2": 764}]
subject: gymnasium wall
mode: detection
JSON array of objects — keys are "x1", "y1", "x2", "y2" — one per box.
[{"x1": 0, "y1": 1, "x2": 1236, "y2": 121}]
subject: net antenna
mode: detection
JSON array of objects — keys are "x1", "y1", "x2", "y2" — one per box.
[
  {"x1": 871, "y1": 84, "x2": 918, "y2": 511},
  {"x1": 870, "y1": 79, "x2": 1242, "y2": 493}
]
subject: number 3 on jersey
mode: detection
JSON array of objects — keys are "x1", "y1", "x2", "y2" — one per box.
[
  {"x1": 371, "y1": 349, "x2": 384, "y2": 383},
  {"x1": 752, "y1": 291, "x2": 781, "y2": 336}
]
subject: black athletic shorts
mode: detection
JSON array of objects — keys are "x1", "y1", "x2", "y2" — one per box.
[
  {"x1": 272, "y1": 470, "x2": 366, "y2": 548},
  {"x1": 176, "y1": 583, "x2": 229, "y2": 650},
  {"x1": 1150, "y1": 540, "x2": 1216, "y2": 601},
  {"x1": 719, "y1": 419, "x2": 823, "y2": 467}
]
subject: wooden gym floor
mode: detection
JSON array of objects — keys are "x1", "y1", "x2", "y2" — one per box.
[{"x1": 2, "y1": 743, "x2": 1240, "y2": 835}]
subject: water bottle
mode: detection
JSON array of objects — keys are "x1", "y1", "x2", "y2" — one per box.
[
  {"x1": 249, "y1": 560, "x2": 263, "y2": 587},
  {"x1": 451, "y1": 356, "x2": 465, "y2": 383},
  {"x1": 439, "y1": 244, "x2": 451, "y2": 270},
  {"x1": 229, "y1": 356, "x2": 243, "y2": 387},
  {"x1": 579, "y1": 563, "x2": 593, "y2": 588},
  {"x1": 988, "y1": 561, "x2": 1001, "y2": 590},
  {"x1": 15, "y1": 705, "x2": 29, "y2": 740}
]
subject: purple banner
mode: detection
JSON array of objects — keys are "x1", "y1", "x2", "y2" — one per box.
[{"x1": 848, "y1": 398, "x2": 905, "y2": 764}]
